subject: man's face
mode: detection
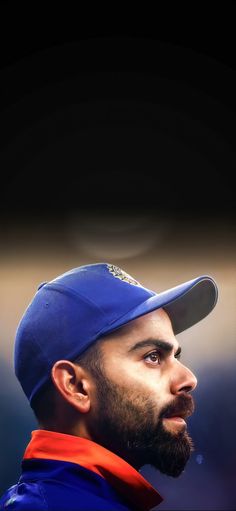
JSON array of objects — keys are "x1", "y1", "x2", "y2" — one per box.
[{"x1": 86, "y1": 308, "x2": 197, "y2": 477}]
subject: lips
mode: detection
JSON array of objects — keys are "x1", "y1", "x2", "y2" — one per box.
[
  {"x1": 163, "y1": 416, "x2": 186, "y2": 426},
  {"x1": 164, "y1": 409, "x2": 192, "y2": 420}
]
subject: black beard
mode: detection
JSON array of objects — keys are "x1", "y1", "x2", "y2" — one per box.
[{"x1": 87, "y1": 370, "x2": 195, "y2": 478}]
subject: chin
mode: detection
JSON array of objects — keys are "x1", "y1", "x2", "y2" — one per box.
[{"x1": 150, "y1": 455, "x2": 190, "y2": 478}]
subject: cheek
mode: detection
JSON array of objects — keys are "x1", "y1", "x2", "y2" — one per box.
[
  {"x1": 109, "y1": 355, "x2": 165, "y2": 385},
  {"x1": 105, "y1": 357, "x2": 169, "y2": 410}
]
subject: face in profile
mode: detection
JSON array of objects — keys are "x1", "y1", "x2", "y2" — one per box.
[{"x1": 86, "y1": 308, "x2": 197, "y2": 477}]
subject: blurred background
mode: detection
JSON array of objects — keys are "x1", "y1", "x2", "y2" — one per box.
[{"x1": 1, "y1": 9, "x2": 236, "y2": 510}]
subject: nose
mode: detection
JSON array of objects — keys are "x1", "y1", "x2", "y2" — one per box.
[{"x1": 170, "y1": 362, "x2": 198, "y2": 395}]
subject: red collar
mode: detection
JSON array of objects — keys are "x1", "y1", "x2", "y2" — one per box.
[{"x1": 24, "y1": 430, "x2": 163, "y2": 511}]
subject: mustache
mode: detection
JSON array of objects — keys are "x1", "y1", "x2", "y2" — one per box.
[{"x1": 160, "y1": 393, "x2": 195, "y2": 421}]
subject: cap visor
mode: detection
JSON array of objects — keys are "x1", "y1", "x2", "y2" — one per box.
[{"x1": 101, "y1": 276, "x2": 218, "y2": 336}]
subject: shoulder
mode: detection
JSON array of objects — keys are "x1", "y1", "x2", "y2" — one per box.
[
  {"x1": 0, "y1": 482, "x2": 47, "y2": 510},
  {"x1": 0, "y1": 480, "x2": 133, "y2": 511}
]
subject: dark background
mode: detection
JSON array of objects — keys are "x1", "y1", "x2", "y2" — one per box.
[
  {"x1": 1, "y1": 5, "x2": 236, "y2": 511},
  {"x1": 1, "y1": 5, "x2": 236, "y2": 232}
]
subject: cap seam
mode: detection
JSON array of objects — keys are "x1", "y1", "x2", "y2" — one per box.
[{"x1": 41, "y1": 283, "x2": 106, "y2": 317}]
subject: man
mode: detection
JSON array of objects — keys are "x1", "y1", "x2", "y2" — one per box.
[{"x1": 0, "y1": 263, "x2": 218, "y2": 511}]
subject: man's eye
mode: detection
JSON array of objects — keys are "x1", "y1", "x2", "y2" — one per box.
[
  {"x1": 175, "y1": 351, "x2": 181, "y2": 361},
  {"x1": 144, "y1": 351, "x2": 161, "y2": 365}
]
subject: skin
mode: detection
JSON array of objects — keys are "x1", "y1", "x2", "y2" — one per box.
[{"x1": 49, "y1": 308, "x2": 197, "y2": 476}]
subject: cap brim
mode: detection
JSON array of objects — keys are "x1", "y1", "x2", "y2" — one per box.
[{"x1": 101, "y1": 276, "x2": 218, "y2": 336}]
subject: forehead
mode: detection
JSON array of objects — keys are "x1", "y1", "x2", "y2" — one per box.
[{"x1": 100, "y1": 308, "x2": 178, "y2": 351}]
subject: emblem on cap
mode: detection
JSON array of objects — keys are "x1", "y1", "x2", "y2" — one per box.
[{"x1": 107, "y1": 264, "x2": 140, "y2": 286}]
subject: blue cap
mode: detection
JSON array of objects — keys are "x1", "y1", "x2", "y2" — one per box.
[{"x1": 14, "y1": 263, "x2": 218, "y2": 404}]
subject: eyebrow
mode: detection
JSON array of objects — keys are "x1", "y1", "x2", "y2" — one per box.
[{"x1": 127, "y1": 339, "x2": 182, "y2": 357}]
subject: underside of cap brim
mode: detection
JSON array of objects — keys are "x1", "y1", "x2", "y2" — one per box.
[
  {"x1": 100, "y1": 276, "x2": 218, "y2": 337},
  {"x1": 164, "y1": 277, "x2": 218, "y2": 334}
]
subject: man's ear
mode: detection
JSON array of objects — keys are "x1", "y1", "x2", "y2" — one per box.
[{"x1": 51, "y1": 360, "x2": 91, "y2": 413}]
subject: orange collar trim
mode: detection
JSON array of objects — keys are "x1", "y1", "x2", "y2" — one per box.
[{"x1": 23, "y1": 430, "x2": 163, "y2": 511}]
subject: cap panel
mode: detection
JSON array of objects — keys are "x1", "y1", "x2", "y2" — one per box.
[
  {"x1": 14, "y1": 286, "x2": 106, "y2": 402},
  {"x1": 50, "y1": 263, "x2": 155, "y2": 324}
]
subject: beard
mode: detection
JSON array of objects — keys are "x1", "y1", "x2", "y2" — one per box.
[{"x1": 87, "y1": 367, "x2": 195, "y2": 478}]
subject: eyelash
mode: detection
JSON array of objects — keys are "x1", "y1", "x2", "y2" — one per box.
[
  {"x1": 144, "y1": 350, "x2": 181, "y2": 365},
  {"x1": 144, "y1": 350, "x2": 162, "y2": 365}
]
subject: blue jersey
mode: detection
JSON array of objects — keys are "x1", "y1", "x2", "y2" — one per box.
[{"x1": 0, "y1": 430, "x2": 163, "y2": 511}]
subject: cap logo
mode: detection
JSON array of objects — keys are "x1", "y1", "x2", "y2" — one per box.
[{"x1": 107, "y1": 264, "x2": 140, "y2": 286}]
